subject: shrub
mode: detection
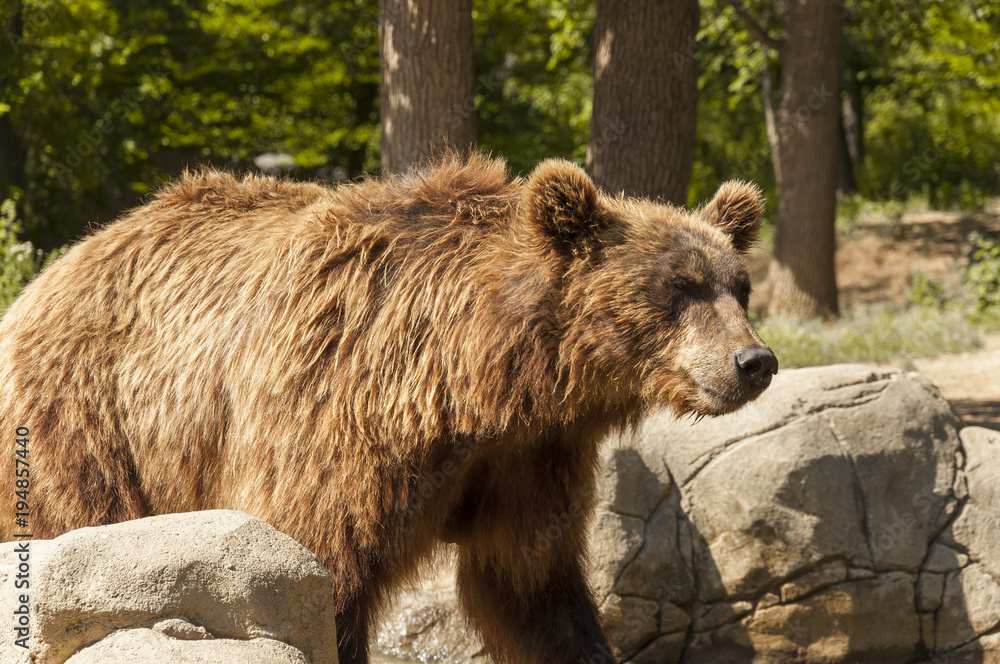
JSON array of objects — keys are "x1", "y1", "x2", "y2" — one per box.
[
  {"x1": 963, "y1": 232, "x2": 1000, "y2": 322},
  {"x1": 0, "y1": 199, "x2": 64, "y2": 315},
  {"x1": 907, "y1": 269, "x2": 947, "y2": 309}
]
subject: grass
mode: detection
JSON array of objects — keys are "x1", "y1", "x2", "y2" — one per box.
[
  {"x1": 754, "y1": 305, "x2": 985, "y2": 369},
  {"x1": 757, "y1": 228, "x2": 1000, "y2": 369}
]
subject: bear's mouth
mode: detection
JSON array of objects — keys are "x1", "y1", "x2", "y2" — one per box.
[
  {"x1": 646, "y1": 365, "x2": 772, "y2": 418},
  {"x1": 692, "y1": 380, "x2": 768, "y2": 417}
]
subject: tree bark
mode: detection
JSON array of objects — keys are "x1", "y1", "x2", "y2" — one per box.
[
  {"x1": 379, "y1": 0, "x2": 476, "y2": 174},
  {"x1": 761, "y1": 46, "x2": 780, "y2": 187},
  {"x1": 841, "y1": 66, "x2": 863, "y2": 164},
  {"x1": 837, "y1": 109, "x2": 857, "y2": 197},
  {"x1": 587, "y1": 0, "x2": 699, "y2": 206},
  {"x1": 766, "y1": 0, "x2": 843, "y2": 318}
]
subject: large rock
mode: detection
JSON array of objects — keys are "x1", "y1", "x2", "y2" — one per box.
[
  {"x1": 595, "y1": 365, "x2": 969, "y2": 663},
  {"x1": 374, "y1": 365, "x2": 1000, "y2": 663},
  {"x1": 65, "y1": 624, "x2": 312, "y2": 664},
  {"x1": 932, "y1": 425, "x2": 1000, "y2": 656},
  {"x1": 0, "y1": 510, "x2": 338, "y2": 664}
]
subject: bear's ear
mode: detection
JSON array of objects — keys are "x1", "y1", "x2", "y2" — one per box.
[
  {"x1": 699, "y1": 180, "x2": 765, "y2": 253},
  {"x1": 523, "y1": 159, "x2": 604, "y2": 247}
]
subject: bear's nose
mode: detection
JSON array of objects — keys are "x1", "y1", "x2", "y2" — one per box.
[{"x1": 734, "y1": 347, "x2": 779, "y2": 389}]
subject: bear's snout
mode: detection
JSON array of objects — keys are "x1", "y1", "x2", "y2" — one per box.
[{"x1": 733, "y1": 346, "x2": 779, "y2": 391}]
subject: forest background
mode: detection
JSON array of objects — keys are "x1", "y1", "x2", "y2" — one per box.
[{"x1": 1, "y1": 0, "x2": 998, "y2": 364}]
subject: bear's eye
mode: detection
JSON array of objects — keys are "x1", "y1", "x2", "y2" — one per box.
[
  {"x1": 668, "y1": 276, "x2": 696, "y2": 292},
  {"x1": 738, "y1": 283, "x2": 752, "y2": 307}
]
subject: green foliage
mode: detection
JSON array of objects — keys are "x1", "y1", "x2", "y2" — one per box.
[
  {"x1": 757, "y1": 306, "x2": 981, "y2": 368},
  {"x1": 897, "y1": 232, "x2": 1000, "y2": 328},
  {"x1": 0, "y1": 197, "x2": 63, "y2": 315},
  {"x1": 473, "y1": 0, "x2": 594, "y2": 175},
  {"x1": 2, "y1": 0, "x2": 997, "y2": 251},
  {"x1": 907, "y1": 269, "x2": 946, "y2": 309},
  {"x1": 835, "y1": 192, "x2": 938, "y2": 234},
  {"x1": 689, "y1": 0, "x2": 776, "y2": 211},
  {"x1": 2, "y1": 0, "x2": 380, "y2": 246},
  {"x1": 697, "y1": 0, "x2": 1000, "y2": 216},
  {"x1": 963, "y1": 232, "x2": 1000, "y2": 320},
  {"x1": 846, "y1": 0, "x2": 1000, "y2": 210}
]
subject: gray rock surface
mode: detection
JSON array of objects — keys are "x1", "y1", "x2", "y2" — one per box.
[
  {"x1": 65, "y1": 624, "x2": 311, "y2": 664},
  {"x1": 373, "y1": 365, "x2": 1000, "y2": 663},
  {"x1": 0, "y1": 510, "x2": 338, "y2": 664},
  {"x1": 374, "y1": 551, "x2": 486, "y2": 664}
]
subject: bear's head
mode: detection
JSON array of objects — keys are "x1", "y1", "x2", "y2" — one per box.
[{"x1": 523, "y1": 159, "x2": 777, "y2": 417}]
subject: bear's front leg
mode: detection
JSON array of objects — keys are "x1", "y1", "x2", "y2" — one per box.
[
  {"x1": 456, "y1": 553, "x2": 611, "y2": 664},
  {"x1": 335, "y1": 600, "x2": 371, "y2": 664}
]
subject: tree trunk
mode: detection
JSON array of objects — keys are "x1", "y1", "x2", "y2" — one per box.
[
  {"x1": 837, "y1": 64, "x2": 860, "y2": 197},
  {"x1": 379, "y1": 0, "x2": 476, "y2": 174},
  {"x1": 587, "y1": 0, "x2": 699, "y2": 206},
  {"x1": 766, "y1": 0, "x2": 843, "y2": 318},
  {"x1": 837, "y1": 109, "x2": 857, "y2": 197},
  {"x1": 761, "y1": 46, "x2": 780, "y2": 187},
  {"x1": 841, "y1": 66, "x2": 863, "y2": 164}
]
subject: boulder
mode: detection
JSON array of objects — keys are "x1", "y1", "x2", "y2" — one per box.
[
  {"x1": 65, "y1": 624, "x2": 311, "y2": 664},
  {"x1": 932, "y1": 425, "x2": 1000, "y2": 656},
  {"x1": 0, "y1": 510, "x2": 338, "y2": 664}
]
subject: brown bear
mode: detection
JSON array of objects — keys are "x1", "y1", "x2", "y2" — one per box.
[{"x1": 0, "y1": 154, "x2": 776, "y2": 664}]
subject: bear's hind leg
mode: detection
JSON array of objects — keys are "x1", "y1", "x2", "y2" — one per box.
[
  {"x1": 456, "y1": 554, "x2": 609, "y2": 664},
  {"x1": 30, "y1": 428, "x2": 150, "y2": 539}
]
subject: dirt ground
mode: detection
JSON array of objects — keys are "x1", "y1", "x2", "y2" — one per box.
[
  {"x1": 911, "y1": 333, "x2": 1000, "y2": 431},
  {"x1": 749, "y1": 209, "x2": 1000, "y2": 432}
]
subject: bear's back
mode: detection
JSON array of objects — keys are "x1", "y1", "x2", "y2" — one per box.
[{"x1": 0, "y1": 157, "x2": 550, "y2": 492}]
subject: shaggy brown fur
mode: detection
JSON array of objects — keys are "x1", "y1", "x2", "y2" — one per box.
[{"x1": 0, "y1": 154, "x2": 775, "y2": 664}]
